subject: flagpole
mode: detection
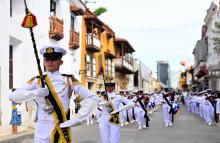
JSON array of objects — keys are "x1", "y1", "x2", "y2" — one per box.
[
  {"x1": 23, "y1": 0, "x2": 45, "y2": 87},
  {"x1": 22, "y1": 0, "x2": 54, "y2": 114},
  {"x1": 100, "y1": 65, "x2": 109, "y2": 101}
]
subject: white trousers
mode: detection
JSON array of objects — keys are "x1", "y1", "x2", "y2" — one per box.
[
  {"x1": 34, "y1": 121, "x2": 55, "y2": 143},
  {"x1": 162, "y1": 105, "x2": 172, "y2": 125},
  {"x1": 136, "y1": 111, "x2": 144, "y2": 128},
  {"x1": 34, "y1": 120, "x2": 73, "y2": 143},
  {"x1": 99, "y1": 121, "x2": 120, "y2": 143},
  {"x1": 205, "y1": 105, "x2": 214, "y2": 124}
]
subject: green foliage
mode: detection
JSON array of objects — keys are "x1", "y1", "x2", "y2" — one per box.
[{"x1": 93, "y1": 7, "x2": 107, "y2": 16}]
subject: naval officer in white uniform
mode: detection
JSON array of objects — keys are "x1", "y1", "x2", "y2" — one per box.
[{"x1": 10, "y1": 45, "x2": 99, "y2": 143}]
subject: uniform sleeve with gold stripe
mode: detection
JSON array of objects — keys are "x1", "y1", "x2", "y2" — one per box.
[
  {"x1": 9, "y1": 76, "x2": 41, "y2": 103},
  {"x1": 68, "y1": 75, "x2": 100, "y2": 104}
]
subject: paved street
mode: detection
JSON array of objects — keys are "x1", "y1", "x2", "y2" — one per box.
[{"x1": 1, "y1": 105, "x2": 220, "y2": 143}]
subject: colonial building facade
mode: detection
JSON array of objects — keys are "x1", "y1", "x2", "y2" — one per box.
[
  {"x1": 0, "y1": 0, "x2": 157, "y2": 125},
  {"x1": 0, "y1": 0, "x2": 86, "y2": 125},
  {"x1": 192, "y1": 2, "x2": 220, "y2": 91}
]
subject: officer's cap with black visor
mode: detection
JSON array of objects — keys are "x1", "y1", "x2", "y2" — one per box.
[
  {"x1": 40, "y1": 45, "x2": 66, "y2": 61},
  {"x1": 105, "y1": 81, "x2": 115, "y2": 88}
]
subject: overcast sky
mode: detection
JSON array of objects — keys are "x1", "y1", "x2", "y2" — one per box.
[{"x1": 87, "y1": 0, "x2": 218, "y2": 75}]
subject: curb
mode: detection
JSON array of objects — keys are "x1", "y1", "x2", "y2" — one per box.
[{"x1": 0, "y1": 130, "x2": 34, "y2": 143}]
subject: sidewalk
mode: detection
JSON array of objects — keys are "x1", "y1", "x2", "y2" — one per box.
[{"x1": 0, "y1": 123, "x2": 34, "y2": 142}]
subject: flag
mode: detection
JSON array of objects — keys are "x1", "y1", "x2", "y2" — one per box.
[{"x1": 21, "y1": 11, "x2": 37, "y2": 28}]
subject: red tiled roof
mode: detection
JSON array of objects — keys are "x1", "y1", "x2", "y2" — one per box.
[
  {"x1": 70, "y1": 3, "x2": 84, "y2": 15},
  {"x1": 102, "y1": 24, "x2": 115, "y2": 37},
  {"x1": 84, "y1": 9, "x2": 104, "y2": 27},
  {"x1": 84, "y1": 9, "x2": 97, "y2": 19},
  {"x1": 114, "y1": 38, "x2": 135, "y2": 52}
]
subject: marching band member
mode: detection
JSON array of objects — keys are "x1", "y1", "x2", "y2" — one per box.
[{"x1": 10, "y1": 45, "x2": 99, "y2": 143}]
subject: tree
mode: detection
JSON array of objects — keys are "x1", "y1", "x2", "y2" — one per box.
[
  {"x1": 85, "y1": 0, "x2": 108, "y2": 16},
  {"x1": 93, "y1": 7, "x2": 107, "y2": 16}
]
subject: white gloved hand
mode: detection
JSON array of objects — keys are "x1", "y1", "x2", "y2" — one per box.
[
  {"x1": 77, "y1": 98, "x2": 97, "y2": 119},
  {"x1": 36, "y1": 87, "x2": 49, "y2": 97},
  {"x1": 110, "y1": 110, "x2": 118, "y2": 115},
  {"x1": 59, "y1": 118, "x2": 81, "y2": 128},
  {"x1": 60, "y1": 98, "x2": 97, "y2": 128},
  {"x1": 110, "y1": 103, "x2": 135, "y2": 115}
]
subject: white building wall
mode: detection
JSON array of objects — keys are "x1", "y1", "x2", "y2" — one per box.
[
  {"x1": 206, "y1": 9, "x2": 220, "y2": 90},
  {"x1": 0, "y1": 0, "x2": 84, "y2": 125},
  {"x1": 0, "y1": 0, "x2": 11, "y2": 125},
  {"x1": 142, "y1": 80, "x2": 150, "y2": 93},
  {"x1": 126, "y1": 74, "x2": 134, "y2": 91}
]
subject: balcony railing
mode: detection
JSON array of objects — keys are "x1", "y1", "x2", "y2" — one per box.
[
  {"x1": 86, "y1": 34, "x2": 101, "y2": 52},
  {"x1": 49, "y1": 16, "x2": 64, "y2": 41},
  {"x1": 69, "y1": 29, "x2": 79, "y2": 49},
  {"x1": 114, "y1": 57, "x2": 134, "y2": 74}
]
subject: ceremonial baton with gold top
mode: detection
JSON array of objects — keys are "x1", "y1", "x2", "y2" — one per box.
[{"x1": 21, "y1": 0, "x2": 54, "y2": 114}]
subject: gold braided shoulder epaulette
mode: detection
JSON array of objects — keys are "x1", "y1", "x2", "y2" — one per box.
[
  {"x1": 61, "y1": 74, "x2": 81, "y2": 86},
  {"x1": 27, "y1": 75, "x2": 45, "y2": 85}
]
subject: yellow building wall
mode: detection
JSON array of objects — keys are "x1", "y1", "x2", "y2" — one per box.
[
  {"x1": 100, "y1": 31, "x2": 116, "y2": 76},
  {"x1": 101, "y1": 32, "x2": 107, "y2": 74},
  {"x1": 108, "y1": 37, "x2": 116, "y2": 55},
  {"x1": 80, "y1": 18, "x2": 87, "y2": 85},
  {"x1": 80, "y1": 22, "x2": 116, "y2": 91}
]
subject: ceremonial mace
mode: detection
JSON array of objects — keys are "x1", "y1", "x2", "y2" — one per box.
[{"x1": 21, "y1": 0, "x2": 54, "y2": 114}]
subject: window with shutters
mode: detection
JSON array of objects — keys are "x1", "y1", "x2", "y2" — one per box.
[
  {"x1": 86, "y1": 55, "x2": 96, "y2": 77},
  {"x1": 105, "y1": 58, "x2": 114, "y2": 78},
  {"x1": 50, "y1": 0, "x2": 56, "y2": 15},
  {"x1": 10, "y1": 0, "x2": 12, "y2": 17},
  {"x1": 86, "y1": 55, "x2": 91, "y2": 77},
  {"x1": 9, "y1": 45, "x2": 13, "y2": 89}
]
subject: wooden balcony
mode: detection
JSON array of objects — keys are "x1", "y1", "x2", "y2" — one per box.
[
  {"x1": 86, "y1": 34, "x2": 101, "y2": 52},
  {"x1": 69, "y1": 29, "x2": 79, "y2": 49},
  {"x1": 114, "y1": 57, "x2": 134, "y2": 74},
  {"x1": 70, "y1": 3, "x2": 84, "y2": 15},
  {"x1": 49, "y1": 16, "x2": 64, "y2": 41}
]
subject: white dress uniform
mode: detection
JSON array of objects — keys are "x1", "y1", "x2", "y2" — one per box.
[
  {"x1": 131, "y1": 96, "x2": 145, "y2": 129},
  {"x1": 9, "y1": 71, "x2": 99, "y2": 143},
  {"x1": 216, "y1": 98, "x2": 220, "y2": 119},
  {"x1": 119, "y1": 102, "x2": 126, "y2": 126},
  {"x1": 198, "y1": 96, "x2": 205, "y2": 118},
  {"x1": 99, "y1": 92, "x2": 132, "y2": 143},
  {"x1": 127, "y1": 97, "x2": 135, "y2": 123},
  {"x1": 160, "y1": 94, "x2": 172, "y2": 127},
  {"x1": 69, "y1": 94, "x2": 76, "y2": 119},
  {"x1": 203, "y1": 97, "x2": 214, "y2": 126}
]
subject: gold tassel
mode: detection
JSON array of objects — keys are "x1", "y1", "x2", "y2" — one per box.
[{"x1": 21, "y1": 11, "x2": 37, "y2": 28}]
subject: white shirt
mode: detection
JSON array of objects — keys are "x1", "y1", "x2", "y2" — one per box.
[
  {"x1": 10, "y1": 71, "x2": 99, "y2": 122},
  {"x1": 99, "y1": 92, "x2": 130, "y2": 122}
]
